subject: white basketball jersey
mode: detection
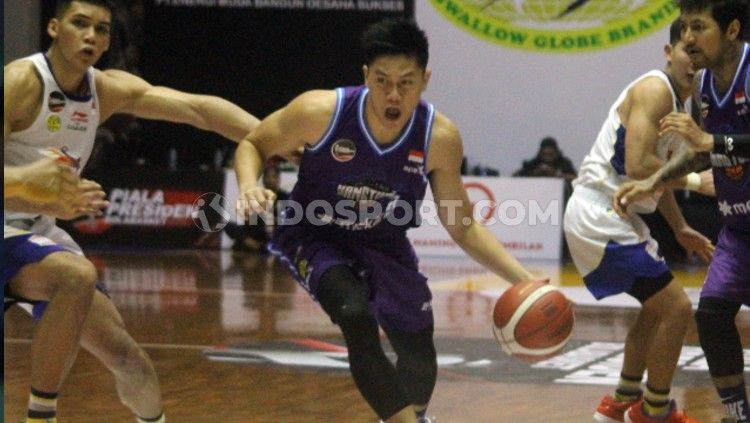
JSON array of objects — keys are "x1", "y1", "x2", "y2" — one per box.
[
  {"x1": 572, "y1": 70, "x2": 686, "y2": 214},
  {"x1": 5, "y1": 53, "x2": 100, "y2": 220}
]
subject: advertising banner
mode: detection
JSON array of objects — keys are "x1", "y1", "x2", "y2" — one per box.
[{"x1": 59, "y1": 169, "x2": 225, "y2": 249}]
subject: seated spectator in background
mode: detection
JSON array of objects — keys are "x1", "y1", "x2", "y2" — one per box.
[
  {"x1": 225, "y1": 161, "x2": 290, "y2": 252},
  {"x1": 513, "y1": 136, "x2": 578, "y2": 182}
]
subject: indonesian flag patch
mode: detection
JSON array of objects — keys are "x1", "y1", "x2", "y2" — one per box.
[
  {"x1": 735, "y1": 91, "x2": 746, "y2": 105},
  {"x1": 408, "y1": 149, "x2": 424, "y2": 164}
]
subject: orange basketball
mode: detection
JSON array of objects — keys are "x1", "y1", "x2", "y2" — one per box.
[{"x1": 492, "y1": 280, "x2": 575, "y2": 363}]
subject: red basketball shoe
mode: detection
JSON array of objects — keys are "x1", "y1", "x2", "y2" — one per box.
[
  {"x1": 624, "y1": 400, "x2": 699, "y2": 423},
  {"x1": 594, "y1": 394, "x2": 641, "y2": 422}
]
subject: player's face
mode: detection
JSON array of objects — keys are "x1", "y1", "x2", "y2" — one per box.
[
  {"x1": 363, "y1": 55, "x2": 431, "y2": 132},
  {"x1": 680, "y1": 10, "x2": 736, "y2": 70},
  {"x1": 668, "y1": 41, "x2": 696, "y2": 90},
  {"x1": 48, "y1": 1, "x2": 111, "y2": 71}
]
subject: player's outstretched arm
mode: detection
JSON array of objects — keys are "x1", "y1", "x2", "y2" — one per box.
[
  {"x1": 427, "y1": 113, "x2": 534, "y2": 284},
  {"x1": 96, "y1": 69, "x2": 260, "y2": 142},
  {"x1": 235, "y1": 90, "x2": 335, "y2": 216}
]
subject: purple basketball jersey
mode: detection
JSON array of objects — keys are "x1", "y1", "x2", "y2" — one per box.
[
  {"x1": 279, "y1": 86, "x2": 435, "y2": 241},
  {"x1": 699, "y1": 42, "x2": 750, "y2": 234}
]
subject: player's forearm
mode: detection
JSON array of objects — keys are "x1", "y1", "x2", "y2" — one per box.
[
  {"x1": 652, "y1": 149, "x2": 711, "y2": 187},
  {"x1": 625, "y1": 154, "x2": 665, "y2": 181},
  {"x1": 451, "y1": 221, "x2": 533, "y2": 283},
  {"x1": 4, "y1": 166, "x2": 26, "y2": 198},
  {"x1": 714, "y1": 134, "x2": 750, "y2": 158},
  {"x1": 199, "y1": 96, "x2": 260, "y2": 142},
  {"x1": 234, "y1": 139, "x2": 265, "y2": 191}
]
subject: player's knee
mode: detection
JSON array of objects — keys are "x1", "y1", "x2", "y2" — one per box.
[
  {"x1": 46, "y1": 253, "x2": 98, "y2": 299},
  {"x1": 337, "y1": 299, "x2": 376, "y2": 332},
  {"x1": 695, "y1": 297, "x2": 743, "y2": 377},
  {"x1": 643, "y1": 281, "x2": 691, "y2": 320}
]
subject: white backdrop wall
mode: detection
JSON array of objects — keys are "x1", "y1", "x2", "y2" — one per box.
[{"x1": 415, "y1": 3, "x2": 675, "y2": 175}]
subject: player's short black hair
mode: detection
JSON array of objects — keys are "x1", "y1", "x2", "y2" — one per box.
[
  {"x1": 55, "y1": 0, "x2": 114, "y2": 18},
  {"x1": 679, "y1": 0, "x2": 748, "y2": 33},
  {"x1": 669, "y1": 19, "x2": 683, "y2": 45},
  {"x1": 361, "y1": 18, "x2": 429, "y2": 70}
]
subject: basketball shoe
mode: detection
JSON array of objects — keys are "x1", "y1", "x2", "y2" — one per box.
[
  {"x1": 594, "y1": 394, "x2": 642, "y2": 422},
  {"x1": 624, "y1": 400, "x2": 698, "y2": 423}
]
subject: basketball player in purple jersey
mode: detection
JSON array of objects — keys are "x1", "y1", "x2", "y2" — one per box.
[
  {"x1": 4, "y1": 1, "x2": 260, "y2": 421},
  {"x1": 235, "y1": 18, "x2": 537, "y2": 423},
  {"x1": 616, "y1": 1, "x2": 749, "y2": 421}
]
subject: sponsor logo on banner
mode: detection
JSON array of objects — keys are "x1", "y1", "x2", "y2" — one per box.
[
  {"x1": 331, "y1": 139, "x2": 356, "y2": 162},
  {"x1": 464, "y1": 181, "x2": 496, "y2": 224},
  {"x1": 430, "y1": 0, "x2": 678, "y2": 53},
  {"x1": 102, "y1": 188, "x2": 201, "y2": 227}
]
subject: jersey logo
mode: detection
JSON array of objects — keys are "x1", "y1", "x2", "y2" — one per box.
[
  {"x1": 71, "y1": 111, "x2": 89, "y2": 123},
  {"x1": 48, "y1": 91, "x2": 66, "y2": 112},
  {"x1": 331, "y1": 139, "x2": 356, "y2": 162},
  {"x1": 46, "y1": 115, "x2": 61, "y2": 133}
]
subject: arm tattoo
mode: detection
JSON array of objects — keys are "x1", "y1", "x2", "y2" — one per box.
[{"x1": 657, "y1": 149, "x2": 711, "y2": 183}]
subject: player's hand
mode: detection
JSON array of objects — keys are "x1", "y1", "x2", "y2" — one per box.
[
  {"x1": 674, "y1": 226, "x2": 714, "y2": 264},
  {"x1": 20, "y1": 158, "x2": 80, "y2": 203},
  {"x1": 50, "y1": 179, "x2": 109, "y2": 220},
  {"x1": 74, "y1": 179, "x2": 109, "y2": 217},
  {"x1": 659, "y1": 112, "x2": 713, "y2": 152},
  {"x1": 696, "y1": 169, "x2": 715, "y2": 197},
  {"x1": 612, "y1": 179, "x2": 658, "y2": 217},
  {"x1": 237, "y1": 186, "x2": 276, "y2": 218}
]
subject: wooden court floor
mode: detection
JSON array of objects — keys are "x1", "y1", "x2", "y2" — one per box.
[{"x1": 4, "y1": 249, "x2": 749, "y2": 422}]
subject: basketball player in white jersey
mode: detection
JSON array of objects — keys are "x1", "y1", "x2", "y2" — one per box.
[
  {"x1": 4, "y1": 1, "x2": 260, "y2": 422},
  {"x1": 563, "y1": 20, "x2": 713, "y2": 423},
  {"x1": 5, "y1": 157, "x2": 103, "y2": 423}
]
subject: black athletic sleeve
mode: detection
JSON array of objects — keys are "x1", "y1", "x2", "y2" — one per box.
[{"x1": 713, "y1": 134, "x2": 750, "y2": 158}]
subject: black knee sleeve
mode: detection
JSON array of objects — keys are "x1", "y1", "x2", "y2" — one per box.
[
  {"x1": 695, "y1": 297, "x2": 743, "y2": 378},
  {"x1": 386, "y1": 326, "x2": 438, "y2": 406},
  {"x1": 316, "y1": 265, "x2": 410, "y2": 419}
]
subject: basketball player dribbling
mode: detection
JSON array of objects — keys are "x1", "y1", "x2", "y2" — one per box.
[
  {"x1": 234, "y1": 18, "x2": 540, "y2": 423},
  {"x1": 564, "y1": 19, "x2": 714, "y2": 423}
]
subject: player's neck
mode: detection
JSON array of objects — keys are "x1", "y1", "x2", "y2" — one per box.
[
  {"x1": 711, "y1": 42, "x2": 743, "y2": 94},
  {"x1": 664, "y1": 69, "x2": 691, "y2": 105},
  {"x1": 45, "y1": 48, "x2": 89, "y2": 96}
]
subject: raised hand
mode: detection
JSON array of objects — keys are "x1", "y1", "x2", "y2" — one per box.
[{"x1": 659, "y1": 112, "x2": 713, "y2": 152}]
